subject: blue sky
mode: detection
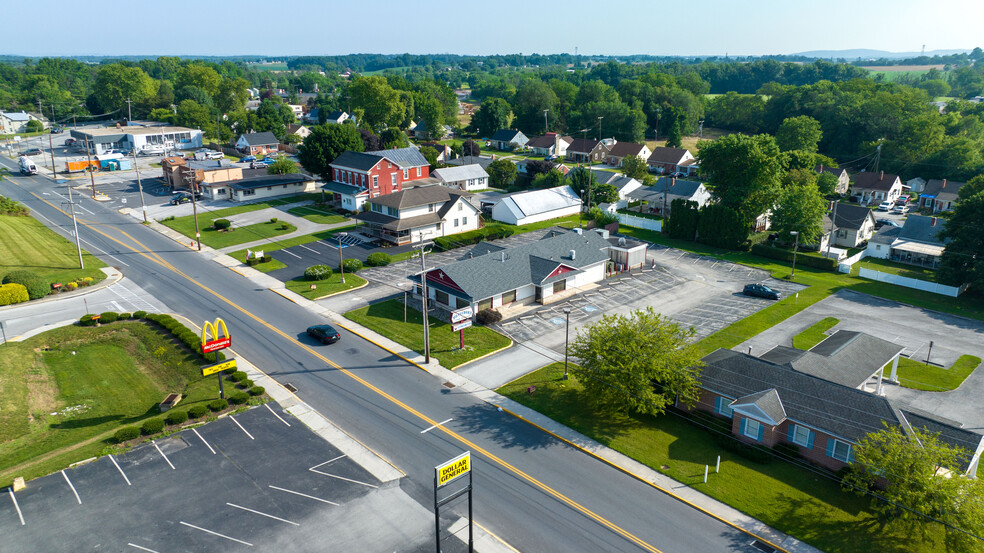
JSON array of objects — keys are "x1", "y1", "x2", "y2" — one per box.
[{"x1": 6, "y1": 0, "x2": 983, "y2": 57}]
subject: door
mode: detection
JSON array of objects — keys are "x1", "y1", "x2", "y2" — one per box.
[{"x1": 534, "y1": 286, "x2": 543, "y2": 303}]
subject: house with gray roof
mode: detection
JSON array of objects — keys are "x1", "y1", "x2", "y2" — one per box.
[
  {"x1": 235, "y1": 132, "x2": 280, "y2": 155},
  {"x1": 433, "y1": 164, "x2": 489, "y2": 191},
  {"x1": 866, "y1": 214, "x2": 948, "y2": 268},
  {"x1": 646, "y1": 147, "x2": 696, "y2": 175},
  {"x1": 691, "y1": 348, "x2": 984, "y2": 474},
  {"x1": 625, "y1": 177, "x2": 712, "y2": 217},
  {"x1": 919, "y1": 179, "x2": 966, "y2": 213},
  {"x1": 822, "y1": 203, "x2": 876, "y2": 248},
  {"x1": 565, "y1": 138, "x2": 609, "y2": 165},
  {"x1": 584, "y1": 170, "x2": 643, "y2": 210},
  {"x1": 851, "y1": 171, "x2": 903, "y2": 205},
  {"x1": 604, "y1": 142, "x2": 651, "y2": 168},
  {"x1": 355, "y1": 183, "x2": 480, "y2": 245},
  {"x1": 0, "y1": 110, "x2": 45, "y2": 134},
  {"x1": 323, "y1": 147, "x2": 432, "y2": 211},
  {"x1": 491, "y1": 185, "x2": 582, "y2": 225},
  {"x1": 527, "y1": 133, "x2": 573, "y2": 157},
  {"x1": 489, "y1": 129, "x2": 529, "y2": 151}
]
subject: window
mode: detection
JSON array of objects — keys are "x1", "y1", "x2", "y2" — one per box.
[
  {"x1": 789, "y1": 424, "x2": 813, "y2": 448},
  {"x1": 502, "y1": 290, "x2": 517, "y2": 304},
  {"x1": 827, "y1": 439, "x2": 853, "y2": 462},
  {"x1": 217, "y1": 189, "x2": 226, "y2": 195},
  {"x1": 334, "y1": 169, "x2": 339, "y2": 181},
  {"x1": 458, "y1": 202, "x2": 463, "y2": 211},
  {"x1": 416, "y1": 167, "x2": 421, "y2": 177},
  {"x1": 435, "y1": 290, "x2": 449, "y2": 305},
  {"x1": 456, "y1": 297, "x2": 470, "y2": 309},
  {"x1": 372, "y1": 175, "x2": 378, "y2": 188},
  {"x1": 243, "y1": 189, "x2": 256, "y2": 196},
  {"x1": 343, "y1": 172, "x2": 348, "y2": 184},
  {"x1": 713, "y1": 397, "x2": 733, "y2": 418},
  {"x1": 403, "y1": 169, "x2": 409, "y2": 179},
  {"x1": 386, "y1": 206, "x2": 399, "y2": 217},
  {"x1": 454, "y1": 219, "x2": 459, "y2": 227},
  {"x1": 371, "y1": 203, "x2": 383, "y2": 213},
  {"x1": 743, "y1": 419, "x2": 763, "y2": 441},
  {"x1": 392, "y1": 174, "x2": 398, "y2": 187},
  {"x1": 462, "y1": 217, "x2": 468, "y2": 226},
  {"x1": 553, "y1": 280, "x2": 566, "y2": 294},
  {"x1": 428, "y1": 203, "x2": 436, "y2": 213},
  {"x1": 434, "y1": 223, "x2": 441, "y2": 230}
]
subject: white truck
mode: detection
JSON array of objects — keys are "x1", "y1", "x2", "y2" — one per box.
[{"x1": 18, "y1": 156, "x2": 38, "y2": 175}]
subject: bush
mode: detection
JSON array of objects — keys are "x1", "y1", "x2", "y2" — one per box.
[
  {"x1": 365, "y1": 252, "x2": 392, "y2": 267},
  {"x1": 230, "y1": 371, "x2": 248, "y2": 383},
  {"x1": 249, "y1": 386, "x2": 265, "y2": 396},
  {"x1": 0, "y1": 282, "x2": 29, "y2": 306},
  {"x1": 141, "y1": 418, "x2": 165, "y2": 435},
  {"x1": 434, "y1": 224, "x2": 514, "y2": 251},
  {"x1": 79, "y1": 313, "x2": 98, "y2": 326},
  {"x1": 277, "y1": 223, "x2": 290, "y2": 231},
  {"x1": 475, "y1": 308, "x2": 501, "y2": 326},
  {"x1": 132, "y1": 310, "x2": 147, "y2": 319},
  {"x1": 0, "y1": 196, "x2": 29, "y2": 216},
  {"x1": 750, "y1": 244, "x2": 837, "y2": 270},
  {"x1": 213, "y1": 218, "x2": 231, "y2": 230},
  {"x1": 773, "y1": 441, "x2": 801, "y2": 460},
  {"x1": 118, "y1": 312, "x2": 132, "y2": 320},
  {"x1": 239, "y1": 379, "x2": 254, "y2": 389},
  {"x1": 228, "y1": 391, "x2": 250, "y2": 405},
  {"x1": 188, "y1": 404, "x2": 208, "y2": 419},
  {"x1": 3, "y1": 270, "x2": 48, "y2": 300},
  {"x1": 207, "y1": 399, "x2": 228, "y2": 412},
  {"x1": 99, "y1": 311, "x2": 119, "y2": 324},
  {"x1": 304, "y1": 265, "x2": 332, "y2": 281},
  {"x1": 269, "y1": 217, "x2": 278, "y2": 223},
  {"x1": 113, "y1": 426, "x2": 141, "y2": 443},
  {"x1": 164, "y1": 410, "x2": 189, "y2": 425},
  {"x1": 341, "y1": 258, "x2": 363, "y2": 273},
  {"x1": 144, "y1": 313, "x2": 226, "y2": 363},
  {"x1": 713, "y1": 434, "x2": 773, "y2": 464}
]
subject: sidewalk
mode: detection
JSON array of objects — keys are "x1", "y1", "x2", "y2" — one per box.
[{"x1": 0, "y1": 266, "x2": 122, "y2": 313}]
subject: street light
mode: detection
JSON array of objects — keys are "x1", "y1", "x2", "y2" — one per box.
[
  {"x1": 563, "y1": 307, "x2": 572, "y2": 380},
  {"x1": 790, "y1": 231, "x2": 800, "y2": 279},
  {"x1": 338, "y1": 232, "x2": 348, "y2": 283}
]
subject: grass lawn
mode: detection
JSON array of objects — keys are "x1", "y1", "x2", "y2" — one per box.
[
  {"x1": 286, "y1": 204, "x2": 349, "y2": 224},
  {"x1": 286, "y1": 273, "x2": 367, "y2": 300},
  {"x1": 856, "y1": 257, "x2": 938, "y2": 283},
  {"x1": 0, "y1": 214, "x2": 107, "y2": 287},
  {"x1": 0, "y1": 321, "x2": 226, "y2": 487},
  {"x1": 344, "y1": 299, "x2": 511, "y2": 369},
  {"x1": 893, "y1": 355, "x2": 982, "y2": 391},
  {"x1": 509, "y1": 213, "x2": 582, "y2": 234},
  {"x1": 227, "y1": 225, "x2": 359, "y2": 262},
  {"x1": 792, "y1": 317, "x2": 840, "y2": 350},
  {"x1": 159, "y1": 193, "x2": 321, "y2": 240},
  {"x1": 194, "y1": 220, "x2": 297, "y2": 249},
  {"x1": 497, "y1": 363, "x2": 943, "y2": 553}
]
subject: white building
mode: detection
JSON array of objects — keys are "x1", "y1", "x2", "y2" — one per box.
[
  {"x1": 491, "y1": 186, "x2": 582, "y2": 226},
  {"x1": 0, "y1": 111, "x2": 46, "y2": 134},
  {"x1": 355, "y1": 183, "x2": 481, "y2": 245},
  {"x1": 69, "y1": 125, "x2": 203, "y2": 155},
  {"x1": 432, "y1": 164, "x2": 489, "y2": 191}
]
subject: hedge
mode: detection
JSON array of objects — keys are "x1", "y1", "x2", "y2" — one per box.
[
  {"x1": 113, "y1": 426, "x2": 141, "y2": 443},
  {"x1": 132, "y1": 310, "x2": 147, "y2": 319},
  {"x1": 751, "y1": 244, "x2": 837, "y2": 270},
  {"x1": 228, "y1": 391, "x2": 250, "y2": 405},
  {"x1": 118, "y1": 312, "x2": 132, "y2": 320},
  {"x1": 249, "y1": 386, "x2": 265, "y2": 396},
  {"x1": 188, "y1": 404, "x2": 208, "y2": 419},
  {"x1": 3, "y1": 270, "x2": 49, "y2": 300},
  {"x1": 99, "y1": 311, "x2": 119, "y2": 324},
  {"x1": 213, "y1": 218, "x2": 231, "y2": 230},
  {"x1": 304, "y1": 265, "x2": 332, "y2": 281},
  {"x1": 208, "y1": 399, "x2": 228, "y2": 412},
  {"x1": 164, "y1": 410, "x2": 189, "y2": 425},
  {"x1": 144, "y1": 313, "x2": 226, "y2": 363},
  {"x1": 0, "y1": 283, "x2": 29, "y2": 306},
  {"x1": 79, "y1": 314, "x2": 98, "y2": 326},
  {"x1": 141, "y1": 418, "x2": 165, "y2": 435},
  {"x1": 365, "y1": 252, "x2": 392, "y2": 267},
  {"x1": 341, "y1": 258, "x2": 362, "y2": 273},
  {"x1": 0, "y1": 195, "x2": 29, "y2": 216}
]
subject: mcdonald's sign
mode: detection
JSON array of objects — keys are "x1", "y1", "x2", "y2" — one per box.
[{"x1": 201, "y1": 318, "x2": 231, "y2": 353}]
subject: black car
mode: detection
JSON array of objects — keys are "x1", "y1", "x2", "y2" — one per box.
[
  {"x1": 168, "y1": 191, "x2": 202, "y2": 205},
  {"x1": 50, "y1": 127, "x2": 63, "y2": 134},
  {"x1": 874, "y1": 218, "x2": 902, "y2": 230},
  {"x1": 307, "y1": 324, "x2": 341, "y2": 344},
  {"x1": 21, "y1": 148, "x2": 43, "y2": 156},
  {"x1": 743, "y1": 283, "x2": 781, "y2": 300}
]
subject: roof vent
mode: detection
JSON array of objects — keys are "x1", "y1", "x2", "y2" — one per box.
[
  {"x1": 618, "y1": 237, "x2": 626, "y2": 246},
  {"x1": 569, "y1": 249, "x2": 576, "y2": 260},
  {"x1": 501, "y1": 251, "x2": 506, "y2": 262}
]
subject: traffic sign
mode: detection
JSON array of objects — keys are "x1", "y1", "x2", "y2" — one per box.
[
  {"x1": 435, "y1": 451, "x2": 471, "y2": 487},
  {"x1": 452, "y1": 320, "x2": 472, "y2": 332},
  {"x1": 450, "y1": 306, "x2": 474, "y2": 323},
  {"x1": 202, "y1": 358, "x2": 236, "y2": 376}
]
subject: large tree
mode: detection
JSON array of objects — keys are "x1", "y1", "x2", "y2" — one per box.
[
  {"x1": 697, "y1": 133, "x2": 785, "y2": 224},
  {"x1": 266, "y1": 157, "x2": 299, "y2": 175},
  {"x1": 487, "y1": 159, "x2": 517, "y2": 189},
  {"x1": 568, "y1": 166, "x2": 617, "y2": 206},
  {"x1": 470, "y1": 97, "x2": 511, "y2": 137},
  {"x1": 939, "y1": 175, "x2": 984, "y2": 290},
  {"x1": 511, "y1": 79, "x2": 559, "y2": 135},
  {"x1": 770, "y1": 170, "x2": 828, "y2": 246},
  {"x1": 93, "y1": 64, "x2": 156, "y2": 115},
  {"x1": 775, "y1": 115, "x2": 822, "y2": 153},
  {"x1": 347, "y1": 76, "x2": 405, "y2": 131},
  {"x1": 174, "y1": 100, "x2": 214, "y2": 137},
  {"x1": 297, "y1": 124, "x2": 364, "y2": 182},
  {"x1": 620, "y1": 155, "x2": 649, "y2": 181},
  {"x1": 175, "y1": 64, "x2": 221, "y2": 98},
  {"x1": 567, "y1": 307, "x2": 703, "y2": 416}
]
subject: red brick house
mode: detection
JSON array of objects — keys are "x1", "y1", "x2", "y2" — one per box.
[
  {"x1": 321, "y1": 147, "x2": 430, "y2": 211},
  {"x1": 646, "y1": 147, "x2": 696, "y2": 175}
]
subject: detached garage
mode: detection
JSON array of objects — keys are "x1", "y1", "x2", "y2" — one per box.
[{"x1": 491, "y1": 186, "x2": 582, "y2": 226}]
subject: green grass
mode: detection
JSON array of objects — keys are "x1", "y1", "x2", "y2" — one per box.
[
  {"x1": 243, "y1": 257, "x2": 287, "y2": 273},
  {"x1": 193, "y1": 221, "x2": 297, "y2": 249},
  {"x1": 0, "y1": 321, "x2": 226, "y2": 487},
  {"x1": 286, "y1": 274, "x2": 367, "y2": 299},
  {"x1": 344, "y1": 299, "x2": 511, "y2": 369},
  {"x1": 0, "y1": 214, "x2": 107, "y2": 287},
  {"x1": 508, "y1": 213, "x2": 582, "y2": 233},
  {"x1": 497, "y1": 363, "x2": 944, "y2": 553},
  {"x1": 286, "y1": 204, "x2": 349, "y2": 224},
  {"x1": 893, "y1": 355, "x2": 982, "y2": 391},
  {"x1": 792, "y1": 317, "x2": 840, "y2": 350},
  {"x1": 227, "y1": 224, "x2": 359, "y2": 262},
  {"x1": 856, "y1": 257, "x2": 938, "y2": 283},
  {"x1": 159, "y1": 192, "x2": 322, "y2": 240}
]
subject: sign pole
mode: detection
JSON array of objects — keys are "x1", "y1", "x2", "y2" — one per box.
[
  {"x1": 0, "y1": 321, "x2": 7, "y2": 346},
  {"x1": 468, "y1": 467, "x2": 474, "y2": 553},
  {"x1": 459, "y1": 329, "x2": 464, "y2": 350},
  {"x1": 433, "y1": 471, "x2": 441, "y2": 553},
  {"x1": 217, "y1": 372, "x2": 225, "y2": 399}
]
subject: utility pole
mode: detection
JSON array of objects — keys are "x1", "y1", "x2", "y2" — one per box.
[
  {"x1": 543, "y1": 109, "x2": 549, "y2": 134},
  {"x1": 125, "y1": 97, "x2": 132, "y2": 123},
  {"x1": 873, "y1": 141, "x2": 882, "y2": 173},
  {"x1": 184, "y1": 172, "x2": 202, "y2": 251},
  {"x1": 65, "y1": 182, "x2": 84, "y2": 269},
  {"x1": 132, "y1": 148, "x2": 148, "y2": 223},
  {"x1": 418, "y1": 239, "x2": 432, "y2": 364},
  {"x1": 825, "y1": 200, "x2": 838, "y2": 260},
  {"x1": 84, "y1": 138, "x2": 97, "y2": 198},
  {"x1": 47, "y1": 103, "x2": 58, "y2": 179},
  {"x1": 37, "y1": 99, "x2": 50, "y2": 172}
]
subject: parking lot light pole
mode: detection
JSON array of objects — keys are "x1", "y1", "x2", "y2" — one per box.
[
  {"x1": 790, "y1": 231, "x2": 799, "y2": 279},
  {"x1": 563, "y1": 307, "x2": 572, "y2": 380},
  {"x1": 338, "y1": 232, "x2": 348, "y2": 284}
]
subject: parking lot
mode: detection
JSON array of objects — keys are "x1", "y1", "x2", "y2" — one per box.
[{"x1": 1, "y1": 405, "x2": 435, "y2": 552}]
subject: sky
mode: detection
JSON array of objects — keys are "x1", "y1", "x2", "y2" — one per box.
[{"x1": 6, "y1": 0, "x2": 983, "y2": 58}]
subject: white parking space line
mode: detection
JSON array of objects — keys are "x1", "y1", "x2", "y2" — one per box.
[
  {"x1": 153, "y1": 441, "x2": 176, "y2": 470},
  {"x1": 193, "y1": 428, "x2": 216, "y2": 454},
  {"x1": 420, "y1": 418, "x2": 453, "y2": 434},
  {"x1": 307, "y1": 469, "x2": 378, "y2": 489},
  {"x1": 8, "y1": 488, "x2": 25, "y2": 525},
  {"x1": 298, "y1": 244, "x2": 320, "y2": 254},
  {"x1": 179, "y1": 521, "x2": 253, "y2": 546},
  {"x1": 280, "y1": 249, "x2": 301, "y2": 259},
  {"x1": 108, "y1": 454, "x2": 132, "y2": 485},
  {"x1": 61, "y1": 470, "x2": 82, "y2": 504},
  {"x1": 268, "y1": 485, "x2": 339, "y2": 505},
  {"x1": 264, "y1": 404, "x2": 291, "y2": 426},
  {"x1": 317, "y1": 240, "x2": 338, "y2": 249},
  {"x1": 230, "y1": 416, "x2": 255, "y2": 440},
  {"x1": 127, "y1": 543, "x2": 159, "y2": 553},
  {"x1": 308, "y1": 455, "x2": 347, "y2": 473},
  {"x1": 226, "y1": 502, "x2": 300, "y2": 526}
]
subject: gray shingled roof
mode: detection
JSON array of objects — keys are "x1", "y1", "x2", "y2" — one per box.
[
  {"x1": 567, "y1": 138, "x2": 601, "y2": 153},
  {"x1": 527, "y1": 134, "x2": 573, "y2": 149},
  {"x1": 647, "y1": 147, "x2": 690, "y2": 164},
  {"x1": 607, "y1": 142, "x2": 646, "y2": 158},
  {"x1": 627, "y1": 178, "x2": 703, "y2": 201},
  {"x1": 899, "y1": 214, "x2": 947, "y2": 245},
  {"x1": 357, "y1": 210, "x2": 442, "y2": 231},
  {"x1": 240, "y1": 132, "x2": 279, "y2": 146},
  {"x1": 853, "y1": 171, "x2": 900, "y2": 191},
  {"x1": 226, "y1": 173, "x2": 312, "y2": 190},
  {"x1": 731, "y1": 389, "x2": 787, "y2": 425},
  {"x1": 331, "y1": 151, "x2": 383, "y2": 172},
  {"x1": 446, "y1": 156, "x2": 495, "y2": 169},
  {"x1": 366, "y1": 146, "x2": 428, "y2": 168},
  {"x1": 922, "y1": 179, "x2": 966, "y2": 202},
  {"x1": 793, "y1": 330, "x2": 903, "y2": 388},
  {"x1": 433, "y1": 164, "x2": 489, "y2": 182},
  {"x1": 321, "y1": 181, "x2": 364, "y2": 195},
  {"x1": 369, "y1": 184, "x2": 465, "y2": 209},
  {"x1": 490, "y1": 129, "x2": 524, "y2": 142},
  {"x1": 826, "y1": 203, "x2": 874, "y2": 231}
]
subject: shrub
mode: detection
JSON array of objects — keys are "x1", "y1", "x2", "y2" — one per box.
[
  {"x1": 305, "y1": 265, "x2": 332, "y2": 281},
  {"x1": 141, "y1": 418, "x2": 165, "y2": 435},
  {"x1": 0, "y1": 196, "x2": 29, "y2": 216},
  {"x1": 118, "y1": 312, "x2": 132, "y2": 320},
  {"x1": 228, "y1": 391, "x2": 250, "y2": 405},
  {"x1": 144, "y1": 313, "x2": 225, "y2": 362},
  {"x1": 230, "y1": 371, "x2": 249, "y2": 383},
  {"x1": 713, "y1": 434, "x2": 773, "y2": 464},
  {"x1": 773, "y1": 441, "x2": 801, "y2": 460},
  {"x1": 365, "y1": 252, "x2": 392, "y2": 267},
  {"x1": 207, "y1": 399, "x2": 228, "y2": 412},
  {"x1": 3, "y1": 270, "x2": 48, "y2": 300},
  {"x1": 82, "y1": 277, "x2": 93, "y2": 283},
  {"x1": 269, "y1": 217, "x2": 278, "y2": 223},
  {"x1": 341, "y1": 258, "x2": 363, "y2": 273},
  {"x1": 164, "y1": 410, "x2": 189, "y2": 425},
  {"x1": 0, "y1": 283, "x2": 29, "y2": 306},
  {"x1": 213, "y1": 218, "x2": 231, "y2": 230},
  {"x1": 113, "y1": 426, "x2": 141, "y2": 443},
  {"x1": 99, "y1": 311, "x2": 119, "y2": 324},
  {"x1": 277, "y1": 223, "x2": 290, "y2": 231},
  {"x1": 65, "y1": 282, "x2": 78, "y2": 291},
  {"x1": 2, "y1": 270, "x2": 39, "y2": 285},
  {"x1": 188, "y1": 404, "x2": 208, "y2": 419},
  {"x1": 434, "y1": 224, "x2": 514, "y2": 251},
  {"x1": 79, "y1": 314, "x2": 98, "y2": 326},
  {"x1": 475, "y1": 309, "x2": 501, "y2": 326},
  {"x1": 132, "y1": 310, "x2": 147, "y2": 319},
  {"x1": 239, "y1": 379, "x2": 254, "y2": 389},
  {"x1": 249, "y1": 386, "x2": 265, "y2": 396}
]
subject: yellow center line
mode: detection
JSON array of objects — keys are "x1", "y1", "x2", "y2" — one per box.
[{"x1": 29, "y1": 191, "x2": 664, "y2": 553}]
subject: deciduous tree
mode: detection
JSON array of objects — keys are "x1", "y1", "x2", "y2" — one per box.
[
  {"x1": 470, "y1": 97, "x2": 511, "y2": 137},
  {"x1": 775, "y1": 115, "x2": 822, "y2": 153},
  {"x1": 620, "y1": 155, "x2": 649, "y2": 181},
  {"x1": 696, "y1": 133, "x2": 785, "y2": 225},
  {"x1": 486, "y1": 159, "x2": 517, "y2": 188},
  {"x1": 770, "y1": 170, "x2": 827, "y2": 246},
  {"x1": 266, "y1": 157, "x2": 299, "y2": 175},
  {"x1": 297, "y1": 124, "x2": 364, "y2": 182},
  {"x1": 347, "y1": 76, "x2": 405, "y2": 131},
  {"x1": 93, "y1": 64, "x2": 156, "y2": 114},
  {"x1": 939, "y1": 176, "x2": 984, "y2": 290}
]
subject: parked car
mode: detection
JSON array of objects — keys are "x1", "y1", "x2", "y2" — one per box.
[
  {"x1": 169, "y1": 191, "x2": 202, "y2": 205},
  {"x1": 241, "y1": 155, "x2": 256, "y2": 163},
  {"x1": 207, "y1": 151, "x2": 224, "y2": 160},
  {"x1": 891, "y1": 205, "x2": 909, "y2": 215},
  {"x1": 21, "y1": 148, "x2": 43, "y2": 156},
  {"x1": 50, "y1": 127, "x2": 63, "y2": 134},
  {"x1": 876, "y1": 200, "x2": 894, "y2": 211},
  {"x1": 875, "y1": 218, "x2": 903, "y2": 229},
  {"x1": 64, "y1": 138, "x2": 77, "y2": 146},
  {"x1": 743, "y1": 283, "x2": 781, "y2": 300},
  {"x1": 895, "y1": 196, "x2": 910, "y2": 205},
  {"x1": 307, "y1": 324, "x2": 341, "y2": 344}
]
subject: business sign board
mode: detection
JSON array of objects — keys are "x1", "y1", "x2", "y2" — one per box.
[
  {"x1": 450, "y1": 306, "x2": 474, "y2": 324},
  {"x1": 201, "y1": 358, "x2": 237, "y2": 376},
  {"x1": 451, "y1": 320, "x2": 472, "y2": 332},
  {"x1": 201, "y1": 318, "x2": 231, "y2": 353},
  {"x1": 435, "y1": 451, "x2": 471, "y2": 487}
]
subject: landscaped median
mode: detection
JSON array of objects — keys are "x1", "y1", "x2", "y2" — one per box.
[
  {"x1": 343, "y1": 298, "x2": 511, "y2": 369},
  {"x1": 227, "y1": 224, "x2": 359, "y2": 273}
]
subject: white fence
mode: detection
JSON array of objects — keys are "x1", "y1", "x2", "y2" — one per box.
[
  {"x1": 618, "y1": 213, "x2": 662, "y2": 232},
  {"x1": 838, "y1": 250, "x2": 867, "y2": 273},
  {"x1": 858, "y1": 267, "x2": 968, "y2": 297}
]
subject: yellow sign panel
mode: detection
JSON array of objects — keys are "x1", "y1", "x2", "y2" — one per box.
[
  {"x1": 436, "y1": 451, "x2": 471, "y2": 487},
  {"x1": 202, "y1": 358, "x2": 237, "y2": 376}
]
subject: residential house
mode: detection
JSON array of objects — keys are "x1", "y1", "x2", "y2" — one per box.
[
  {"x1": 244, "y1": 99, "x2": 261, "y2": 111},
  {"x1": 411, "y1": 120, "x2": 452, "y2": 140},
  {"x1": 286, "y1": 124, "x2": 312, "y2": 142},
  {"x1": 432, "y1": 164, "x2": 489, "y2": 191},
  {"x1": 646, "y1": 147, "x2": 696, "y2": 175},
  {"x1": 355, "y1": 183, "x2": 480, "y2": 245},
  {"x1": 321, "y1": 147, "x2": 430, "y2": 211},
  {"x1": 408, "y1": 228, "x2": 647, "y2": 313},
  {"x1": 489, "y1": 129, "x2": 529, "y2": 151},
  {"x1": 491, "y1": 186, "x2": 582, "y2": 226},
  {"x1": 527, "y1": 133, "x2": 573, "y2": 157},
  {"x1": 815, "y1": 165, "x2": 850, "y2": 195},
  {"x1": 625, "y1": 177, "x2": 712, "y2": 217},
  {"x1": 287, "y1": 104, "x2": 304, "y2": 120},
  {"x1": 516, "y1": 159, "x2": 571, "y2": 176},
  {"x1": 445, "y1": 156, "x2": 495, "y2": 170},
  {"x1": 235, "y1": 132, "x2": 280, "y2": 156},
  {"x1": 0, "y1": 110, "x2": 45, "y2": 133},
  {"x1": 691, "y1": 347, "x2": 983, "y2": 474},
  {"x1": 906, "y1": 177, "x2": 927, "y2": 195},
  {"x1": 322, "y1": 110, "x2": 350, "y2": 125},
  {"x1": 604, "y1": 142, "x2": 652, "y2": 168},
  {"x1": 564, "y1": 138, "x2": 610, "y2": 165},
  {"x1": 866, "y1": 214, "x2": 947, "y2": 268},
  {"x1": 220, "y1": 173, "x2": 318, "y2": 202},
  {"x1": 589, "y1": 170, "x2": 643, "y2": 210},
  {"x1": 822, "y1": 203, "x2": 876, "y2": 249},
  {"x1": 919, "y1": 179, "x2": 966, "y2": 212},
  {"x1": 851, "y1": 171, "x2": 903, "y2": 205},
  {"x1": 421, "y1": 143, "x2": 452, "y2": 162}
]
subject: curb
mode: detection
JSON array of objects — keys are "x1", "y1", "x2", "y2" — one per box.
[{"x1": 0, "y1": 266, "x2": 123, "y2": 313}]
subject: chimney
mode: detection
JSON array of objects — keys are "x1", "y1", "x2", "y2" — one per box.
[
  {"x1": 942, "y1": 179, "x2": 947, "y2": 188},
  {"x1": 880, "y1": 171, "x2": 884, "y2": 180},
  {"x1": 931, "y1": 217, "x2": 938, "y2": 227},
  {"x1": 569, "y1": 249, "x2": 576, "y2": 260}
]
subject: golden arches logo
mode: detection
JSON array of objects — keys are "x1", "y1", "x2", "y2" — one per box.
[{"x1": 201, "y1": 318, "x2": 232, "y2": 353}]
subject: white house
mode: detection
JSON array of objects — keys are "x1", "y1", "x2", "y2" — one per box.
[
  {"x1": 0, "y1": 111, "x2": 45, "y2": 134},
  {"x1": 286, "y1": 124, "x2": 312, "y2": 142},
  {"x1": 625, "y1": 178, "x2": 712, "y2": 217},
  {"x1": 491, "y1": 185, "x2": 582, "y2": 226},
  {"x1": 355, "y1": 183, "x2": 481, "y2": 245},
  {"x1": 851, "y1": 171, "x2": 903, "y2": 205},
  {"x1": 591, "y1": 170, "x2": 643, "y2": 210},
  {"x1": 527, "y1": 133, "x2": 573, "y2": 157},
  {"x1": 605, "y1": 142, "x2": 652, "y2": 167},
  {"x1": 432, "y1": 164, "x2": 489, "y2": 191},
  {"x1": 212, "y1": 173, "x2": 319, "y2": 202}
]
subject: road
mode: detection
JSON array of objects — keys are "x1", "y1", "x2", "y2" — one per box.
[{"x1": 0, "y1": 161, "x2": 763, "y2": 553}]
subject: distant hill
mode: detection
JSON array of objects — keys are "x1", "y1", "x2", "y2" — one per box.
[{"x1": 794, "y1": 48, "x2": 971, "y2": 60}]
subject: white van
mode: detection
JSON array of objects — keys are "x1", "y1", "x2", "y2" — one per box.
[{"x1": 18, "y1": 156, "x2": 38, "y2": 175}]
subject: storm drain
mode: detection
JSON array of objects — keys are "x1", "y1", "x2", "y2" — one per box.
[
  {"x1": 443, "y1": 381, "x2": 456, "y2": 389},
  {"x1": 284, "y1": 383, "x2": 298, "y2": 393},
  {"x1": 749, "y1": 540, "x2": 776, "y2": 553}
]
